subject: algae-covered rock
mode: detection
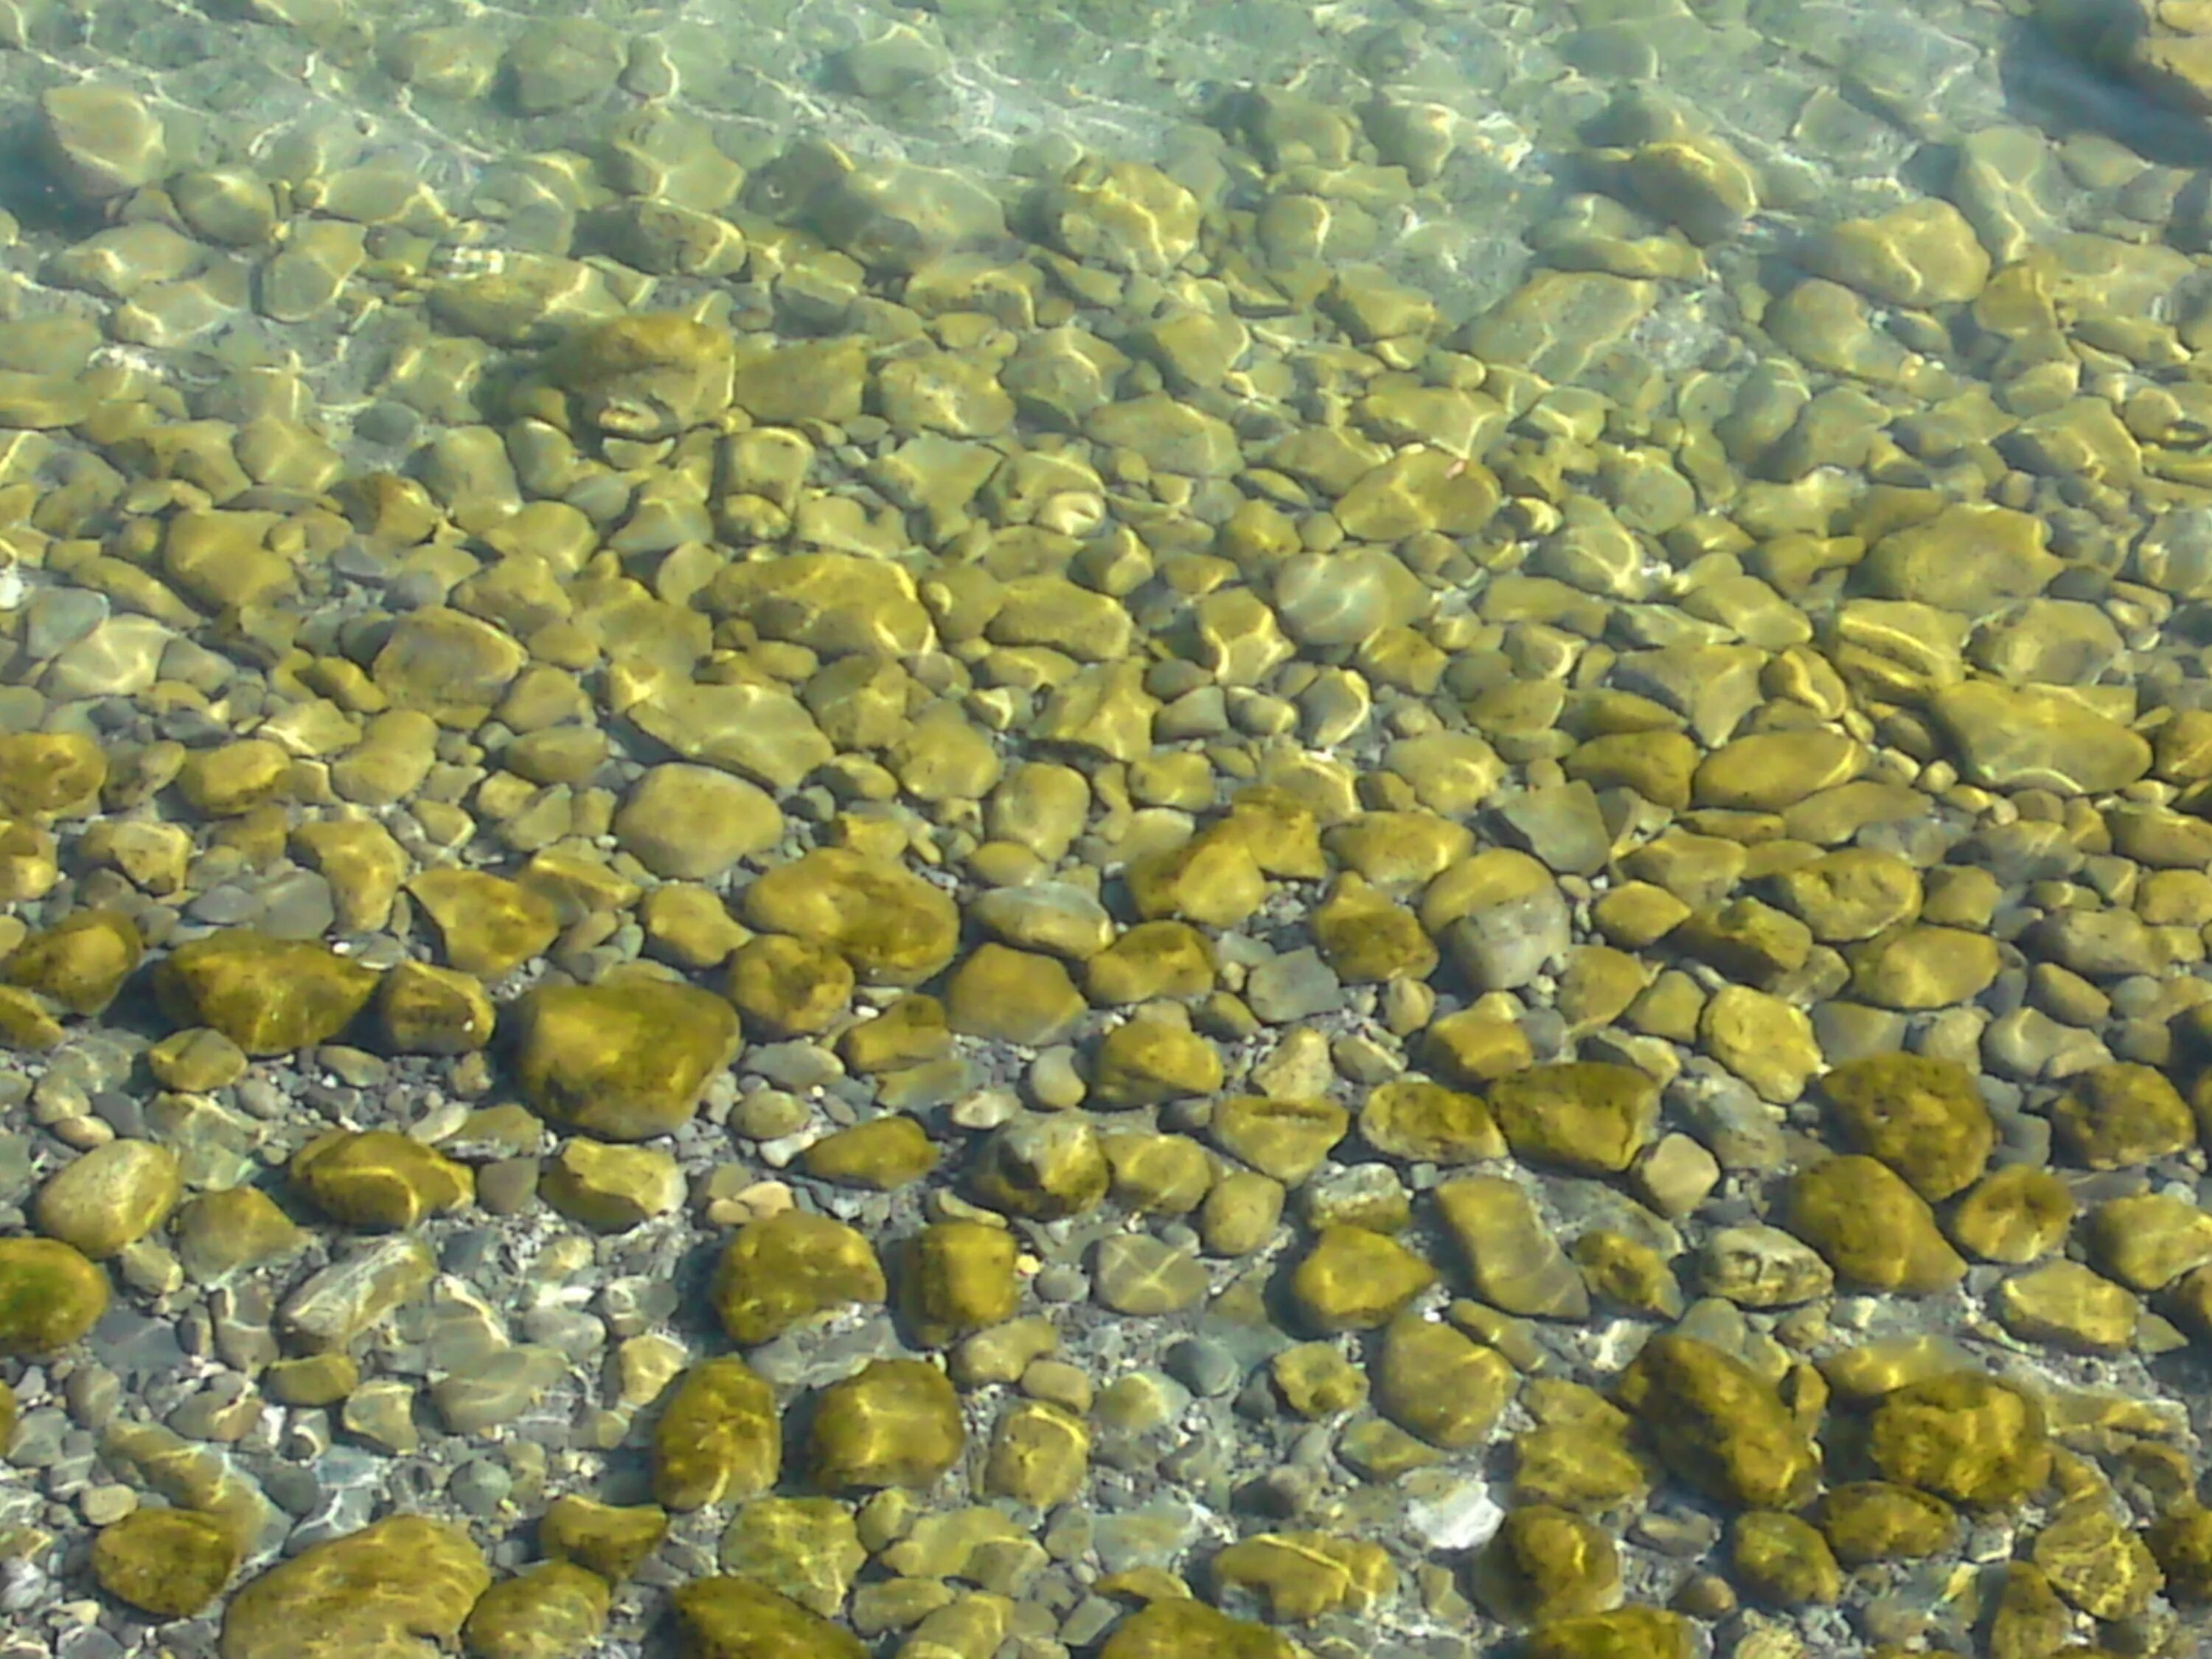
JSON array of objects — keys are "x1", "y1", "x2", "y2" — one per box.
[
  {"x1": 800, "y1": 1117, "x2": 939, "y2": 1189},
  {"x1": 1374, "y1": 1312, "x2": 1516, "y2": 1449},
  {"x1": 32, "y1": 1139, "x2": 181, "y2": 1259},
  {"x1": 809, "y1": 1358, "x2": 964, "y2": 1489},
  {"x1": 1290, "y1": 1225, "x2": 1435, "y2": 1333},
  {"x1": 1524, "y1": 1607, "x2": 1694, "y2": 1659},
  {"x1": 900, "y1": 1220, "x2": 1018, "y2": 1345},
  {"x1": 462, "y1": 1561, "x2": 611, "y2": 1659},
  {"x1": 717, "y1": 1496, "x2": 864, "y2": 1616},
  {"x1": 2049, "y1": 1062, "x2": 2197, "y2": 1169},
  {"x1": 1486, "y1": 1062, "x2": 1658, "y2": 1174},
  {"x1": 0, "y1": 1236, "x2": 109, "y2": 1354},
  {"x1": 3, "y1": 908, "x2": 142, "y2": 1014},
  {"x1": 92, "y1": 1507, "x2": 241, "y2": 1618},
  {"x1": 157, "y1": 931, "x2": 381, "y2": 1054},
  {"x1": 540, "y1": 1496, "x2": 668, "y2": 1581},
  {"x1": 1471, "y1": 1503, "x2": 1621, "y2": 1624},
  {"x1": 1613, "y1": 1332, "x2": 1819, "y2": 1510},
  {"x1": 1818, "y1": 1481, "x2": 1958, "y2": 1564},
  {"x1": 982, "y1": 1398, "x2": 1091, "y2": 1509},
  {"x1": 1868, "y1": 1371, "x2": 2049, "y2": 1506},
  {"x1": 971, "y1": 1112, "x2": 1110, "y2": 1219},
  {"x1": 2032, "y1": 1498, "x2": 2164, "y2": 1620},
  {"x1": 1784, "y1": 1155, "x2": 1965, "y2": 1294},
  {"x1": 1359, "y1": 1078, "x2": 1506, "y2": 1164},
  {"x1": 512, "y1": 978, "x2": 740, "y2": 1140},
  {"x1": 672, "y1": 1576, "x2": 867, "y2": 1659},
  {"x1": 653, "y1": 1357, "x2": 782, "y2": 1512},
  {"x1": 740, "y1": 848, "x2": 960, "y2": 987},
  {"x1": 1820, "y1": 1053, "x2": 1992, "y2": 1200},
  {"x1": 291, "y1": 1130, "x2": 472, "y2": 1231},
  {"x1": 1214, "y1": 1530, "x2": 1397, "y2": 1621},
  {"x1": 541, "y1": 1138, "x2": 684, "y2": 1231},
  {"x1": 219, "y1": 1514, "x2": 489, "y2": 1659},
  {"x1": 1731, "y1": 1510, "x2": 1840, "y2": 1607},
  {"x1": 1097, "y1": 1597, "x2": 1298, "y2": 1659}
]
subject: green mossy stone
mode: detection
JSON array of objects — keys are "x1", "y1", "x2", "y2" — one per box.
[
  {"x1": 1818, "y1": 1480, "x2": 1958, "y2": 1564},
  {"x1": 1614, "y1": 1332, "x2": 1819, "y2": 1510},
  {"x1": 713, "y1": 1211, "x2": 887, "y2": 1346},
  {"x1": 982, "y1": 1398, "x2": 1091, "y2": 1507},
  {"x1": 717, "y1": 1497, "x2": 865, "y2": 1617},
  {"x1": 156, "y1": 931, "x2": 381, "y2": 1055},
  {"x1": 1289, "y1": 1225, "x2": 1436, "y2": 1333},
  {"x1": 173, "y1": 1188, "x2": 308, "y2": 1285},
  {"x1": 739, "y1": 848, "x2": 960, "y2": 987},
  {"x1": 2049, "y1": 1062, "x2": 2197, "y2": 1169},
  {"x1": 462, "y1": 1561, "x2": 611, "y2": 1659},
  {"x1": 2146, "y1": 1502, "x2": 2212, "y2": 1602},
  {"x1": 1486, "y1": 1062, "x2": 1658, "y2": 1175},
  {"x1": 799, "y1": 1117, "x2": 939, "y2": 1190},
  {"x1": 1867, "y1": 1371, "x2": 2050, "y2": 1507},
  {"x1": 1374, "y1": 1313, "x2": 1517, "y2": 1448},
  {"x1": 1947, "y1": 1164, "x2": 2075, "y2": 1264},
  {"x1": 92, "y1": 1507, "x2": 240, "y2": 1618},
  {"x1": 900, "y1": 1220, "x2": 1019, "y2": 1345},
  {"x1": 1730, "y1": 1510, "x2": 1841, "y2": 1607},
  {"x1": 653, "y1": 1358, "x2": 782, "y2": 1512},
  {"x1": 2031, "y1": 1498, "x2": 2165, "y2": 1620},
  {"x1": 540, "y1": 1496, "x2": 668, "y2": 1581},
  {"x1": 291, "y1": 1130, "x2": 471, "y2": 1231},
  {"x1": 1358, "y1": 1078, "x2": 1506, "y2": 1164},
  {"x1": 1470, "y1": 1503, "x2": 1621, "y2": 1624},
  {"x1": 0, "y1": 1236, "x2": 108, "y2": 1354},
  {"x1": 1784, "y1": 1155, "x2": 1965, "y2": 1294},
  {"x1": 809, "y1": 1359, "x2": 964, "y2": 1490},
  {"x1": 971, "y1": 1113, "x2": 1110, "y2": 1219},
  {"x1": 1820, "y1": 1053, "x2": 1993, "y2": 1200},
  {"x1": 512, "y1": 977, "x2": 740, "y2": 1141},
  {"x1": 1096, "y1": 1597, "x2": 1298, "y2": 1659},
  {"x1": 540, "y1": 1139, "x2": 683, "y2": 1232},
  {"x1": 219, "y1": 1514, "x2": 489, "y2": 1659},
  {"x1": 3, "y1": 908, "x2": 142, "y2": 1013},
  {"x1": 1524, "y1": 1607, "x2": 1694, "y2": 1659},
  {"x1": 32, "y1": 1138, "x2": 181, "y2": 1259},
  {"x1": 1211, "y1": 1530, "x2": 1398, "y2": 1620},
  {"x1": 671, "y1": 1576, "x2": 867, "y2": 1659}
]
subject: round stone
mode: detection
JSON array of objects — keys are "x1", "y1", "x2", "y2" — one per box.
[
  {"x1": 91, "y1": 1508, "x2": 240, "y2": 1618},
  {"x1": 810, "y1": 1358, "x2": 965, "y2": 1489},
  {"x1": 614, "y1": 765, "x2": 784, "y2": 880},
  {"x1": 0, "y1": 1237, "x2": 109, "y2": 1354},
  {"x1": 32, "y1": 1139, "x2": 181, "y2": 1259},
  {"x1": 512, "y1": 977, "x2": 740, "y2": 1140}
]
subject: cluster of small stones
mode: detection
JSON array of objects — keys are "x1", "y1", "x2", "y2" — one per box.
[{"x1": 12, "y1": 0, "x2": 2212, "y2": 1657}]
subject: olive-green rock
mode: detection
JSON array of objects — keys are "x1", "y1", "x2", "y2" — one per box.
[
  {"x1": 1818, "y1": 1480, "x2": 1958, "y2": 1564},
  {"x1": 1868, "y1": 1371, "x2": 2049, "y2": 1506},
  {"x1": 1996, "y1": 1259, "x2": 2139, "y2": 1353},
  {"x1": 1097, "y1": 1598, "x2": 1297, "y2": 1659},
  {"x1": 1090, "y1": 1016, "x2": 1225, "y2": 1107},
  {"x1": 672, "y1": 1576, "x2": 866, "y2": 1659},
  {"x1": 380, "y1": 961, "x2": 498, "y2": 1054},
  {"x1": 2050, "y1": 1062, "x2": 2197, "y2": 1169},
  {"x1": 1820, "y1": 1053, "x2": 1993, "y2": 1200},
  {"x1": 2085, "y1": 1192, "x2": 2212, "y2": 1290},
  {"x1": 1373, "y1": 1312, "x2": 1516, "y2": 1448},
  {"x1": 3, "y1": 908, "x2": 142, "y2": 1013},
  {"x1": 1847, "y1": 925, "x2": 2000, "y2": 1010},
  {"x1": 740, "y1": 848, "x2": 960, "y2": 987},
  {"x1": 654, "y1": 1357, "x2": 782, "y2": 1512},
  {"x1": 614, "y1": 764, "x2": 783, "y2": 882},
  {"x1": 983, "y1": 1398, "x2": 1091, "y2": 1507},
  {"x1": 462, "y1": 1562, "x2": 611, "y2": 1659},
  {"x1": 0, "y1": 1236, "x2": 108, "y2": 1353},
  {"x1": 1613, "y1": 1332, "x2": 1820, "y2": 1510},
  {"x1": 1211, "y1": 1095, "x2": 1349, "y2": 1184},
  {"x1": 512, "y1": 978, "x2": 740, "y2": 1140},
  {"x1": 291, "y1": 1130, "x2": 472, "y2": 1231},
  {"x1": 32, "y1": 1139, "x2": 181, "y2": 1259},
  {"x1": 1434, "y1": 1174, "x2": 1591, "y2": 1320},
  {"x1": 1731, "y1": 1510, "x2": 1840, "y2": 1607},
  {"x1": 943, "y1": 943, "x2": 1085, "y2": 1046},
  {"x1": 1213, "y1": 1531, "x2": 1398, "y2": 1621},
  {"x1": 92, "y1": 1507, "x2": 241, "y2": 1618},
  {"x1": 971, "y1": 1113, "x2": 1110, "y2": 1219},
  {"x1": 1948, "y1": 1164, "x2": 2075, "y2": 1263},
  {"x1": 1525, "y1": 1607, "x2": 1694, "y2": 1659},
  {"x1": 810, "y1": 1358, "x2": 964, "y2": 1489},
  {"x1": 541, "y1": 1138, "x2": 684, "y2": 1231},
  {"x1": 407, "y1": 869, "x2": 560, "y2": 978},
  {"x1": 713, "y1": 1211, "x2": 886, "y2": 1346},
  {"x1": 175, "y1": 1187, "x2": 309, "y2": 1284},
  {"x1": 540, "y1": 1496, "x2": 668, "y2": 1581},
  {"x1": 1290, "y1": 1225, "x2": 1436, "y2": 1333},
  {"x1": 901, "y1": 1220, "x2": 1018, "y2": 1345},
  {"x1": 2032, "y1": 1498, "x2": 2164, "y2": 1620},
  {"x1": 1359, "y1": 1078, "x2": 1506, "y2": 1164},
  {"x1": 1472, "y1": 1503, "x2": 1619, "y2": 1624},
  {"x1": 801, "y1": 1117, "x2": 939, "y2": 1189},
  {"x1": 219, "y1": 1515, "x2": 490, "y2": 1659},
  {"x1": 2147, "y1": 1502, "x2": 2212, "y2": 1602},
  {"x1": 726, "y1": 935, "x2": 855, "y2": 1038},
  {"x1": 157, "y1": 931, "x2": 381, "y2": 1055},
  {"x1": 717, "y1": 1496, "x2": 863, "y2": 1616},
  {"x1": 1784, "y1": 1155, "x2": 1965, "y2": 1294},
  {"x1": 0, "y1": 731, "x2": 105, "y2": 815},
  {"x1": 1487, "y1": 1062, "x2": 1659, "y2": 1175}
]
